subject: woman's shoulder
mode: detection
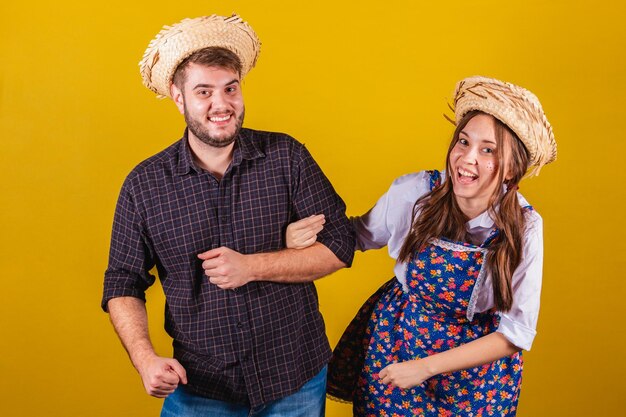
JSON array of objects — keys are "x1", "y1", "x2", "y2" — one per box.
[
  {"x1": 384, "y1": 169, "x2": 448, "y2": 205},
  {"x1": 390, "y1": 169, "x2": 445, "y2": 188},
  {"x1": 515, "y1": 193, "x2": 543, "y2": 228},
  {"x1": 386, "y1": 170, "x2": 438, "y2": 202},
  {"x1": 516, "y1": 202, "x2": 543, "y2": 243}
]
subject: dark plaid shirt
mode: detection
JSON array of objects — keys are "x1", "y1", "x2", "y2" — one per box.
[{"x1": 102, "y1": 128, "x2": 354, "y2": 408}]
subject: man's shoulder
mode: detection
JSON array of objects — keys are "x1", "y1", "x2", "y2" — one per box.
[
  {"x1": 124, "y1": 139, "x2": 182, "y2": 187},
  {"x1": 241, "y1": 128, "x2": 304, "y2": 151}
]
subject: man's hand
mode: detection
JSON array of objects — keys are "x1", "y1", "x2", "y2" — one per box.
[
  {"x1": 378, "y1": 359, "x2": 433, "y2": 390},
  {"x1": 137, "y1": 354, "x2": 187, "y2": 398},
  {"x1": 198, "y1": 247, "x2": 253, "y2": 289},
  {"x1": 286, "y1": 214, "x2": 325, "y2": 249}
]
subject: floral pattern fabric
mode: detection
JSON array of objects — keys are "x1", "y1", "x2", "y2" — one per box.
[{"x1": 328, "y1": 171, "x2": 524, "y2": 416}]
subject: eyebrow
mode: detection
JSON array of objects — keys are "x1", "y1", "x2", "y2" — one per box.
[{"x1": 192, "y1": 79, "x2": 240, "y2": 90}]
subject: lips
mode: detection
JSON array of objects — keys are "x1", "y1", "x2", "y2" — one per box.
[
  {"x1": 208, "y1": 114, "x2": 231, "y2": 123},
  {"x1": 457, "y1": 168, "x2": 478, "y2": 184}
]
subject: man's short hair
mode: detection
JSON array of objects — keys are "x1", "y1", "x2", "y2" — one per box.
[{"x1": 172, "y1": 47, "x2": 242, "y2": 89}]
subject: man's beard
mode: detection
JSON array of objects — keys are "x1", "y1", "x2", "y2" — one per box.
[{"x1": 185, "y1": 106, "x2": 245, "y2": 148}]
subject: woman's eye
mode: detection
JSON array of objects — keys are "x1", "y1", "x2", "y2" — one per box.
[
  {"x1": 482, "y1": 147, "x2": 494, "y2": 154},
  {"x1": 459, "y1": 138, "x2": 468, "y2": 145}
]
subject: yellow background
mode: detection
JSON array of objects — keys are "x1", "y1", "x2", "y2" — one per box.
[{"x1": 1, "y1": 1, "x2": 624, "y2": 416}]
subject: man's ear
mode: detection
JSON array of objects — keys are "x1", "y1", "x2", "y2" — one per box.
[{"x1": 170, "y1": 83, "x2": 185, "y2": 115}]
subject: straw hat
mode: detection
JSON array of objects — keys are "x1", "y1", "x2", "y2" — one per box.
[
  {"x1": 451, "y1": 76, "x2": 557, "y2": 176},
  {"x1": 139, "y1": 14, "x2": 261, "y2": 98}
]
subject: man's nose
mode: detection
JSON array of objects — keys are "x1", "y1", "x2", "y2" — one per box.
[{"x1": 210, "y1": 91, "x2": 228, "y2": 109}]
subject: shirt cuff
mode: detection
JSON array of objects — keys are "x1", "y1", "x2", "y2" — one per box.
[
  {"x1": 101, "y1": 284, "x2": 147, "y2": 312},
  {"x1": 497, "y1": 313, "x2": 537, "y2": 351},
  {"x1": 317, "y1": 237, "x2": 355, "y2": 267}
]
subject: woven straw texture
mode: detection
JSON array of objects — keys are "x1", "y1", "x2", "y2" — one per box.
[
  {"x1": 139, "y1": 14, "x2": 261, "y2": 98},
  {"x1": 453, "y1": 76, "x2": 556, "y2": 176}
]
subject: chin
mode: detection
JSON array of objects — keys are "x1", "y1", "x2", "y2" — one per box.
[{"x1": 451, "y1": 187, "x2": 479, "y2": 202}]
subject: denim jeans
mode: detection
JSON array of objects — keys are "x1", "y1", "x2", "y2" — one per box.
[{"x1": 161, "y1": 366, "x2": 327, "y2": 417}]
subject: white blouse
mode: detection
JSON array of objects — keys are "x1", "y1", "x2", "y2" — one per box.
[{"x1": 352, "y1": 171, "x2": 543, "y2": 351}]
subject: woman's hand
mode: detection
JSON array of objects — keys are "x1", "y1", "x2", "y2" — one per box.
[
  {"x1": 379, "y1": 333, "x2": 520, "y2": 390},
  {"x1": 286, "y1": 214, "x2": 325, "y2": 249},
  {"x1": 378, "y1": 359, "x2": 434, "y2": 390}
]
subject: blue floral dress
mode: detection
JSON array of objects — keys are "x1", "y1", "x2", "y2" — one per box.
[{"x1": 327, "y1": 171, "x2": 524, "y2": 417}]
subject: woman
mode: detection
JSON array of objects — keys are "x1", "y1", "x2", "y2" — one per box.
[{"x1": 287, "y1": 76, "x2": 556, "y2": 416}]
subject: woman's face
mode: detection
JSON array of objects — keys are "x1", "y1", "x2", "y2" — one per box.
[{"x1": 449, "y1": 113, "x2": 510, "y2": 218}]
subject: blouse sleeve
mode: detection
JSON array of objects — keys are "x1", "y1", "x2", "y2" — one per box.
[
  {"x1": 352, "y1": 171, "x2": 432, "y2": 255},
  {"x1": 496, "y1": 210, "x2": 544, "y2": 351},
  {"x1": 352, "y1": 193, "x2": 392, "y2": 251}
]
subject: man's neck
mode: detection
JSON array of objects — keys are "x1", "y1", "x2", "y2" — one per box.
[{"x1": 187, "y1": 133, "x2": 235, "y2": 180}]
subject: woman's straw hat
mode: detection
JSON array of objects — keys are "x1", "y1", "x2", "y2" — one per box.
[
  {"x1": 139, "y1": 14, "x2": 261, "y2": 98},
  {"x1": 452, "y1": 76, "x2": 557, "y2": 176}
]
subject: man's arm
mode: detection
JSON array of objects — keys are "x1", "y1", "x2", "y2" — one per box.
[
  {"x1": 198, "y1": 138, "x2": 353, "y2": 289},
  {"x1": 198, "y1": 242, "x2": 345, "y2": 289},
  {"x1": 108, "y1": 296, "x2": 187, "y2": 397}
]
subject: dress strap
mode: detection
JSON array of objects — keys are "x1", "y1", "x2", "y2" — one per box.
[
  {"x1": 480, "y1": 228, "x2": 500, "y2": 248},
  {"x1": 428, "y1": 170, "x2": 442, "y2": 192}
]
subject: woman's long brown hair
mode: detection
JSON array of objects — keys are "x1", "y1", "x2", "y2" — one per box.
[{"x1": 398, "y1": 111, "x2": 530, "y2": 311}]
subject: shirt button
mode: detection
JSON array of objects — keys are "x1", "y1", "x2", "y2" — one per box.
[{"x1": 236, "y1": 322, "x2": 244, "y2": 328}]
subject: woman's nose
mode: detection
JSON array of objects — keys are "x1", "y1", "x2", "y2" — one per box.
[{"x1": 461, "y1": 146, "x2": 479, "y2": 164}]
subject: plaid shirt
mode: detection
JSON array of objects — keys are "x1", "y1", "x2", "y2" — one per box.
[{"x1": 102, "y1": 128, "x2": 354, "y2": 408}]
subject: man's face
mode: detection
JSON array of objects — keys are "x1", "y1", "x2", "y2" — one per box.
[{"x1": 171, "y1": 63, "x2": 245, "y2": 148}]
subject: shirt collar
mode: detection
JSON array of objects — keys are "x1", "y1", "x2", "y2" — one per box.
[
  {"x1": 175, "y1": 128, "x2": 265, "y2": 176},
  {"x1": 175, "y1": 130, "x2": 196, "y2": 175},
  {"x1": 464, "y1": 190, "x2": 529, "y2": 231},
  {"x1": 466, "y1": 209, "x2": 495, "y2": 231},
  {"x1": 234, "y1": 128, "x2": 265, "y2": 165}
]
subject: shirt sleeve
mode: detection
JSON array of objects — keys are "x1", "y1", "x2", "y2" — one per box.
[
  {"x1": 101, "y1": 177, "x2": 157, "y2": 312},
  {"x1": 496, "y1": 211, "x2": 544, "y2": 351},
  {"x1": 291, "y1": 144, "x2": 355, "y2": 267},
  {"x1": 352, "y1": 193, "x2": 392, "y2": 251},
  {"x1": 353, "y1": 171, "x2": 431, "y2": 256}
]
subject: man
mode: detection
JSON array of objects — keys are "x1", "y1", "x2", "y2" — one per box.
[{"x1": 102, "y1": 14, "x2": 354, "y2": 417}]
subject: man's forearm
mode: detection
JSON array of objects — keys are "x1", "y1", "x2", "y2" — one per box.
[
  {"x1": 107, "y1": 296, "x2": 157, "y2": 370},
  {"x1": 107, "y1": 296, "x2": 188, "y2": 397},
  {"x1": 199, "y1": 242, "x2": 347, "y2": 288},
  {"x1": 250, "y1": 242, "x2": 346, "y2": 283}
]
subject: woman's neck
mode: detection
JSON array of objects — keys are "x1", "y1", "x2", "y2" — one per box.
[{"x1": 456, "y1": 198, "x2": 488, "y2": 221}]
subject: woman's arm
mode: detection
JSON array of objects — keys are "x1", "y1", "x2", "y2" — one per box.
[
  {"x1": 379, "y1": 211, "x2": 543, "y2": 389},
  {"x1": 379, "y1": 332, "x2": 519, "y2": 389},
  {"x1": 497, "y1": 210, "x2": 543, "y2": 351},
  {"x1": 286, "y1": 173, "x2": 431, "y2": 251},
  {"x1": 286, "y1": 214, "x2": 326, "y2": 249}
]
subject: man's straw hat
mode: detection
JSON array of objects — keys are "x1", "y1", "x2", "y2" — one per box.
[
  {"x1": 139, "y1": 14, "x2": 261, "y2": 98},
  {"x1": 452, "y1": 76, "x2": 557, "y2": 176}
]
